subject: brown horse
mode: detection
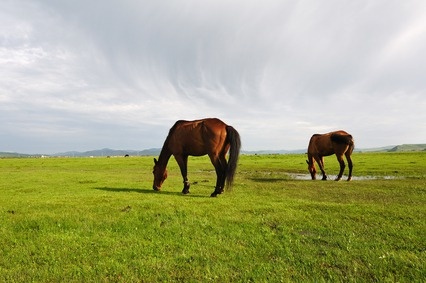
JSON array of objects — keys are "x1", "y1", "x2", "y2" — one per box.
[
  {"x1": 306, "y1": 130, "x2": 354, "y2": 181},
  {"x1": 153, "y1": 118, "x2": 241, "y2": 197}
]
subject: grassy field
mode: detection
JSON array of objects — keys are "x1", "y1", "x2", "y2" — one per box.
[{"x1": 1, "y1": 152, "x2": 425, "y2": 282}]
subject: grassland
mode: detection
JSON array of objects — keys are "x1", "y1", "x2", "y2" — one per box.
[{"x1": 1, "y1": 152, "x2": 425, "y2": 282}]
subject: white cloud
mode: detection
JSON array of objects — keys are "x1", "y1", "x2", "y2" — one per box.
[{"x1": 1, "y1": 0, "x2": 425, "y2": 153}]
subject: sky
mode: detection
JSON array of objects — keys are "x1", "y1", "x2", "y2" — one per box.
[{"x1": 1, "y1": 0, "x2": 426, "y2": 154}]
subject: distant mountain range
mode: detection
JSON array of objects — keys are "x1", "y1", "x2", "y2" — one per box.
[
  {"x1": 1, "y1": 144, "x2": 425, "y2": 158},
  {"x1": 52, "y1": 148, "x2": 161, "y2": 157}
]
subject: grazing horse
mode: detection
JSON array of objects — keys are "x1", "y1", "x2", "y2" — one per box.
[
  {"x1": 153, "y1": 118, "x2": 241, "y2": 197},
  {"x1": 306, "y1": 130, "x2": 354, "y2": 181}
]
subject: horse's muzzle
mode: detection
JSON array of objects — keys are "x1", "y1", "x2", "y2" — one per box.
[{"x1": 153, "y1": 185, "x2": 161, "y2": 191}]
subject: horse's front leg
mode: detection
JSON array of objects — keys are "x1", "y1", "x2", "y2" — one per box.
[
  {"x1": 315, "y1": 156, "x2": 327, "y2": 180},
  {"x1": 175, "y1": 155, "x2": 190, "y2": 194}
]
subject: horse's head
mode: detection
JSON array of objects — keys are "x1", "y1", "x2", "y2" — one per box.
[
  {"x1": 306, "y1": 159, "x2": 316, "y2": 180},
  {"x1": 153, "y1": 158, "x2": 167, "y2": 191}
]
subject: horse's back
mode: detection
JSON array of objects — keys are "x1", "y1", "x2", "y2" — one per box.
[
  {"x1": 331, "y1": 130, "x2": 351, "y2": 137},
  {"x1": 308, "y1": 133, "x2": 334, "y2": 156},
  {"x1": 311, "y1": 130, "x2": 351, "y2": 141},
  {"x1": 173, "y1": 118, "x2": 226, "y2": 130},
  {"x1": 168, "y1": 118, "x2": 228, "y2": 156},
  {"x1": 309, "y1": 130, "x2": 353, "y2": 156}
]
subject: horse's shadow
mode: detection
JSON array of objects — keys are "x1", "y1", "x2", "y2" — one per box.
[{"x1": 93, "y1": 187, "x2": 208, "y2": 198}]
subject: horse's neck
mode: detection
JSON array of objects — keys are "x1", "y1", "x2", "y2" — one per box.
[
  {"x1": 157, "y1": 142, "x2": 172, "y2": 166},
  {"x1": 307, "y1": 154, "x2": 315, "y2": 165}
]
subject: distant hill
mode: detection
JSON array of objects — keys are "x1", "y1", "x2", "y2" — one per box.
[
  {"x1": 387, "y1": 144, "x2": 426, "y2": 152},
  {"x1": 355, "y1": 146, "x2": 395, "y2": 152},
  {"x1": 1, "y1": 144, "x2": 425, "y2": 158}
]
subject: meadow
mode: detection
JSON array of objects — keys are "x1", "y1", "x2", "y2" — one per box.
[{"x1": 0, "y1": 152, "x2": 425, "y2": 282}]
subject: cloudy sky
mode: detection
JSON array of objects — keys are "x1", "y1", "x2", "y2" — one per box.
[{"x1": 1, "y1": 0, "x2": 425, "y2": 154}]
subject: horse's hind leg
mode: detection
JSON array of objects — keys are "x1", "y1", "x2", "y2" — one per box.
[
  {"x1": 210, "y1": 166, "x2": 225, "y2": 197},
  {"x1": 335, "y1": 154, "x2": 346, "y2": 181},
  {"x1": 346, "y1": 152, "x2": 353, "y2": 181},
  {"x1": 210, "y1": 154, "x2": 227, "y2": 197}
]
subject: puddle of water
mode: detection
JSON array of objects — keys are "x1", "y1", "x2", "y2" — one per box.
[{"x1": 286, "y1": 173, "x2": 400, "y2": 181}]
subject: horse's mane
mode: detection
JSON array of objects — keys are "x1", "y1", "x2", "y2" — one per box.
[{"x1": 168, "y1": 120, "x2": 184, "y2": 134}]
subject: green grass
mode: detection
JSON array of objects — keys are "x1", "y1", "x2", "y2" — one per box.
[{"x1": 1, "y1": 152, "x2": 425, "y2": 282}]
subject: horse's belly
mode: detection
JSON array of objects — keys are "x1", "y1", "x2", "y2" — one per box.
[{"x1": 185, "y1": 149, "x2": 208, "y2": 156}]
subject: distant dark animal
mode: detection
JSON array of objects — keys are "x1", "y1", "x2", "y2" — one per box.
[
  {"x1": 306, "y1": 130, "x2": 354, "y2": 181},
  {"x1": 153, "y1": 118, "x2": 241, "y2": 197}
]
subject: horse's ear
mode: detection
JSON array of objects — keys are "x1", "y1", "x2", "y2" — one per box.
[
  {"x1": 154, "y1": 158, "x2": 158, "y2": 165},
  {"x1": 306, "y1": 160, "x2": 309, "y2": 165}
]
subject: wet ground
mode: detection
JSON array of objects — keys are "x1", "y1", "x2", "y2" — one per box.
[{"x1": 287, "y1": 173, "x2": 399, "y2": 181}]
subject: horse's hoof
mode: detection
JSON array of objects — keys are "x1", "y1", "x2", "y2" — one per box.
[
  {"x1": 347, "y1": 177, "x2": 352, "y2": 181},
  {"x1": 210, "y1": 193, "x2": 218, "y2": 197},
  {"x1": 182, "y1": 189, "x2": 190, "y2": 194},
  {"x1": 213, "y1": 187, "x2": 224, "y2": 194}
]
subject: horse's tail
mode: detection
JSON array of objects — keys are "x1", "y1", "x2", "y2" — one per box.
[
  {"x1": 225, "y1": 126, "x2": 241, "y2": 190},
  {"x1": 348, "y1": 135, "x2": 355, "y2": 153}
]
